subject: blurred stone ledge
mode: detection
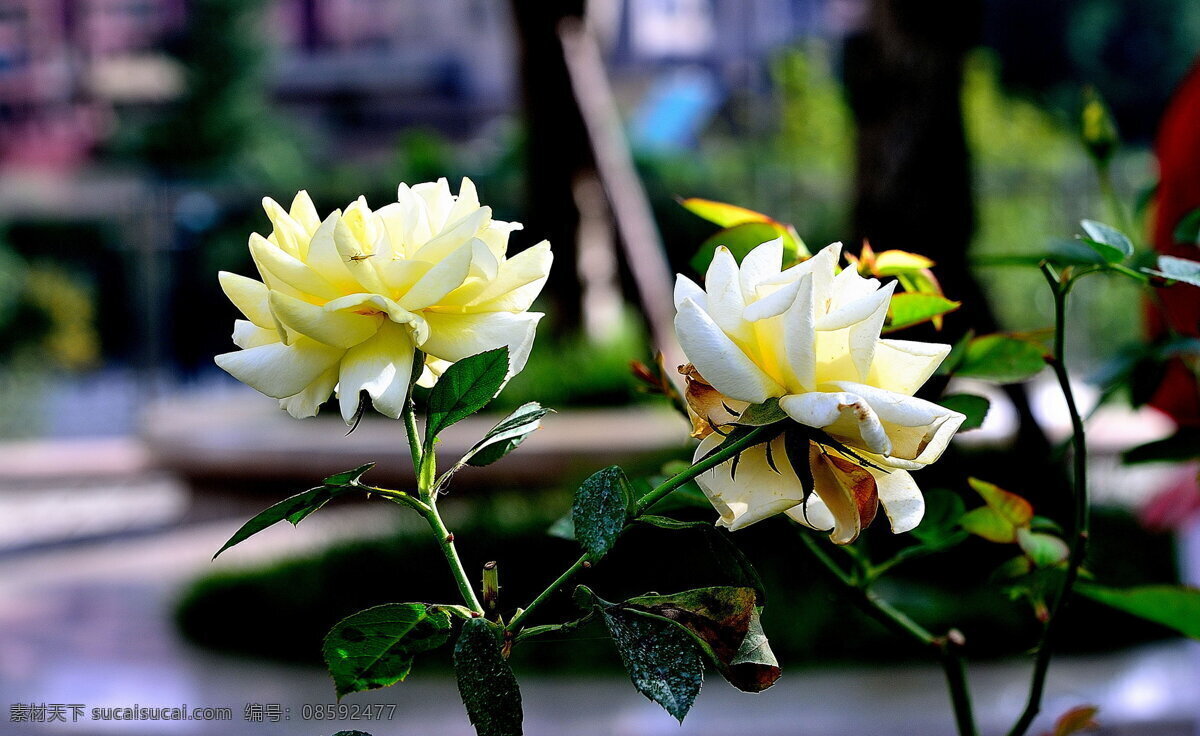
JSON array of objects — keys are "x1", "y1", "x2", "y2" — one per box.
[{"x1": 141, "y1": 395, "x2": 692, "y2": 490}]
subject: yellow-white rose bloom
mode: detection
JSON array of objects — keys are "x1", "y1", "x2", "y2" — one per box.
[
  {"x1": 675, "y1": 239, "x2": 964, "y2": 544},
  {"x1": 215, "y1": 178, "x2": 552, "y2": 423}
]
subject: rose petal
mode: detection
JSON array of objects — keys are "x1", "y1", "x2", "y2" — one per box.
[
  {"x1": 216, "y1": 338, "x2": 343, "y2": 400},
  {"x1": 269, "y1": 290, "x2": 383, "y2": 348},
  {"x1": 420, "y1": 311, "x2": 542, "y2": 375},
  {"x1": 867, "y1": 338, "x2": 952, "y2": 397},
  {"x1": 693, "y1": 433, "x2": 805, "y2": 531},
  {"x1": 779, "y1": 391, "x2": 893, "y2": 455},
  {"x1": 675, "y1": 298, "x2": 784, "y2": 404},
  {"x1": 218, "y1": 271, "x2": 274, "y2": 330},
  {"x1": 337, "y1": 321, "x2": 416, "y2": 422},
  {"x1": 279, "y1": 364, "x2": 339, "y2": 419},
  {"x1": 870, "y1": 466, "x2": 924, "y2": 533}
]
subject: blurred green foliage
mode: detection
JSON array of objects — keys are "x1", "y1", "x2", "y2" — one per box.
[{"x1": 176, "y1": 479, "x2": 1179, "y2": 672}]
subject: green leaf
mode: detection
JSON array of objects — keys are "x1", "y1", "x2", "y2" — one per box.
[
  {"x1": 910, "y1": 488, "x2": 967, "y2": 548},
  {"x1": 323, "y1": 603, "x2": 452, "y2": 699},
  {"x1": 453, "y1": 618, "x2": 523, "y2": 736},
  {"x1": 938, "y1": 394, "x2": 989, "y2": 431},
  {"x1": 622, "y1": 587, "x2": 780, "y2": 693},
  {"x1": 961, "y1": 507, "x2": 1018, "y2": 543},
  {"x1": 572, "y1": 466, "x2": 633, "y2": 561},
  {"x1": 637, "y1": 514, "x2": 708, "y2": 531},
  {"x1": 322, "y1": 462, "x2": 376, "y2": 488},
  {"x1": 1174, "y1": 208, "x2": 1200, "y2": 244},
  {"x1": 425, "y1": 347, "x2": 509, "y2": 443},
  {"x1": 679, "y1": 197, "x2": 773, "y2": 227},
  {"x1": 1144, "y1": 255, "x2": 1200, "y2": 287},
  {"x1": 690, "y1": 222, "x2": 799, "y2": 274},
  {"x1": 954, "y1": 334, "x2": 1046, "y2": 383},
  {"x1": 214, "y1": 485, "x2": 352, "y2": 558},
  {"x1": 599, "y1": 606, "x2": 704, "y2": 722},
  {"x1": 1123, "y1": 429, "x2": 1200, "y2": 464},
  {"x1": 464, "y1": 402, "x2": 553, "y2": 467},
  {"x1": 1079, "y1": 219, "x2": 1134, "y2": 263},
  {"x1": 1077, "y1": 584, "x2": 1200, "y2": 639},
  {"x1": 635, "y1": 517, "x2": 767, "y2": 604},
  {"x1": 936, "y1": 330, "x2": 975, "y2": 376},
  {"x1": 884, "y1": 293, "x2": 961, "y2": 332},
  {"x1": 547, "y1": 513, "x2": 575, "y2": 541},
  {"x1": 1017, "y1": 528, "x2": 1069, "y2": 567},
  {"x1": 969, "y1": 477, "x2": 1034, "y2": 527},
  {"x1": 735, "y1": 397, "x2": 787, "y2": 427},
  {"x1": 873, "y1": 250, "x2": 934, "y2": 275}
]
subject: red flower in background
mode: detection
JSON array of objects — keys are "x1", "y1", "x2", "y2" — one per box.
[{"x1": 1149, "y1": 61, "x2": 1200, "y2": 426}]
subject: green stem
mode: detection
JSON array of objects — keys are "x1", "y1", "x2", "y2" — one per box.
[
  {"x1": 798, "y1": 533, "x2": 978, "y2": 736},
  {"x1": 508, "y1": 425, "x2": 779, "y2": 631},
  {"x1": 362, "y1": 485, "x2": 430, "y2": 514},
  {"x1": 400, "y1": 387, "x2": 484, "y2": 616},
  {"x1": 1097, "y1": 161, "x2": 1135, "y2": 239},
  {"x1": 1007, "y1": 266, "x2": 1091, "y2": 736},
  {"x1": 421, "y1": 501, "x2": 484, "y2": 614}
]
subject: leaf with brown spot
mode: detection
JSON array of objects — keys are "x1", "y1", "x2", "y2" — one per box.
[{"x1": 621, "y1": 586, "x2": 781, "y2": 693}]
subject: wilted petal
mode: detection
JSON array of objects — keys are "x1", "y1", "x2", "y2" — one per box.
[
  {"x1": 804, "y1": 444, "x2": 878, "y2": 545},
  {"x1": 676, "y1": 298, "x2": 784, "y2": 404},
  {"x1": 824, "y1": 381, "x2": 965, "y2": 464},
  {"x1": 269, "y1": 290, "x2": 382, "y2": 348},
  {"x1": 337, "y1": 321, "x2": 416, "y2": 422},
  {"x1": 216, "y1": 338, "x2": 343, "y2": 399},
  {"x1": 681, "y1": 364, "x2": 748, "y2": 438},
  {"x1": 694, "y1": 433, "x2": 804, "y2": 531}
]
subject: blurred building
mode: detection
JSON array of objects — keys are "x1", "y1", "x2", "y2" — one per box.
[{"x1": 0, "y1": 0, "x2": 833, "y2": 170}]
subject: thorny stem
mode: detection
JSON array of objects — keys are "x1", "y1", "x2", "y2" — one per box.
[
  {"x1": 797, "y1": 533, "x2": 978, "y2": 736},
  {"x1": 507, "y1": 425, "x2": 779, "y2": 631},
  {"x1": 1006, "y1": 266, "x2": 1092, "y2": 736}
]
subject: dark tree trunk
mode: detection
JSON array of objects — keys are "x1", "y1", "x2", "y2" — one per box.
[
  {"x1": 844, "y1": 0, "x2": 1060, "y2": 511},
  {"x1": 845, "y1": 0, "x2": 983, "y2": 322},
  {"x1": 507, "y1": 0, "x2": 596, "y2": 332}
]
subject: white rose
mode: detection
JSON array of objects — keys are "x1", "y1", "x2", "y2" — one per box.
[
  {"x1": 215, "y1": 178, "x2": 552, "y2": 423},
  {"x1": 675, "y1": 239, "x2": 964, "y2": 543}
]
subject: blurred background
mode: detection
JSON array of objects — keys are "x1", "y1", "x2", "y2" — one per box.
[{"x1": 2, "y1": 0, "x2": 1200, "y2": 734}]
